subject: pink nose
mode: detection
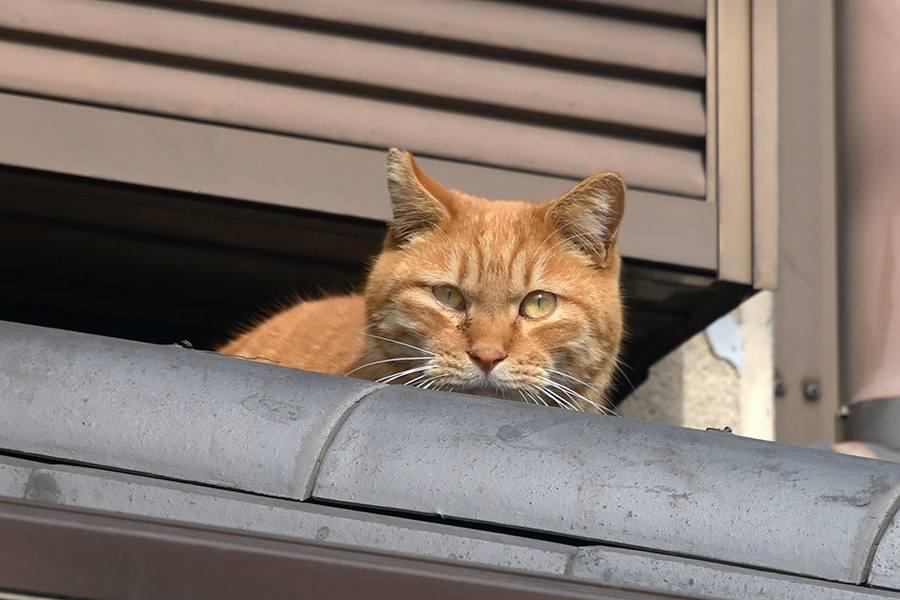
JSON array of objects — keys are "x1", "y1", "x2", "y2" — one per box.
[{"x1": 469, "y1": 348, "x2": 506, "y2": 374}]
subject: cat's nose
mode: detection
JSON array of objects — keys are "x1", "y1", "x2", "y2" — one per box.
[{"x1": 469, "y1": 348, "x2": 506, "y2": 374}]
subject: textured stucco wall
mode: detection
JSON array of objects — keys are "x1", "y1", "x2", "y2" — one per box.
[{"x1": 619, "y1": 292, "x2": 775, "y2": 440}]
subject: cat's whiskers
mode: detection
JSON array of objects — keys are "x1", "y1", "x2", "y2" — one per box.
[
  {"x1": 521, "y1": 381, "x2": 565, "y2": 410},
  {"x1": 532, "y1": 390, "x2": 549, "y2": 406},
  {"x1": 537, "y1": 374, "x2": 619, "y2": 416},
  {"x1": 591, "y1": 345, "x2": 636, "y2": 391},
  {"x1": 538, "y1": 384, "x2": 580, "y2": 411},
  {"x1": 546, "y1": 368, "x2": 597, "y2": 391},
  {"x1": 344, "y1": 356, "x2": 432, "y2": 377},
  {"x1": 546, "y1": 367, "x2": 621, "y2": 409},
  {"x1": 420, "y1": 375, "x2": 448, "y2": 391},
  {"x1": 404, "y1": 373, "x2": 434, "y2": 387},
  {"x1": 519, "y1": 388, "x2": 547, "y2": 407},
  {"x1": 377, "y1": 364, "x2": 435, "y2": 384},
  {"x1": 558, "y1": 385, "x2": 617, "y2": 416},
  {"x1": 363, "y1": 333, "x2": 436, "y2": 356}
]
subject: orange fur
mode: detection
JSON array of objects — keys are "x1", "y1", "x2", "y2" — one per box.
[
  {"x1": 219, "y1": 294, "x2": 366, "y2": 374},
  {"x1": 219, "y1": 149, "x2": 626, "y2": 412}
]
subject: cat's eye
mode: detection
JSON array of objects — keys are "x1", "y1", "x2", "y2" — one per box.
[
  {"x1": 520, "y1": 291, "x2": 557, "y2": 319},
  {"x1": 432, "y1": 285, "x2": 465, "y2": 310}
]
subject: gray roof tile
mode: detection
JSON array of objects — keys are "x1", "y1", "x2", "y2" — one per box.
[
  {"x1": 0, "y1": 320, "x2": 379, "y2": 499},
  {"x1": 869, "y1": 508, "x2": 900, "y2": 590},
  {"x1": 314, "y1": 384, "x2": 900, "y2": 583},
  {"x1": 4, "y1": 319, "x2": 900, "y2": 589}
]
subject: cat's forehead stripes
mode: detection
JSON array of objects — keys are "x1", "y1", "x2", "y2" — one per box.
[
  {"x1": 431, "y1": 198, "x2": 560, "y2": 307},
  {"x1": 389, "y1": 182, "x2": 611, "y2": 310}
]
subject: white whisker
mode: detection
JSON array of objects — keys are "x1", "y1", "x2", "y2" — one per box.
[
  {"x1": 527, "y1": 389, "x2": 549, "y2": 407},
  {"x1": 591, "y1": 346, "x2": 636, "y2": 391},
  {"x1": 415, "y1": 375, "x2": 437, "y2": 388},
  {"x1": 544, "y1": 387, "x2": 579, "y2": 411},
  {"x1": 541, "y1": 377, "x2": 619, "y2": 417},
  {"x1": 538, "y1": 375, "x2": 620, "y2": 416},
  {"x1": 405, "y1": 373, "x2": 432, "y2": 387},
  {"x1": 546, "y1": 368, "x2": 596, "y2": 391},
  {"x1": 420, "y1": 375, "x2": 449, "y2": 391},
  {"x1": 364, "y1": 333, "x2": 436, "y2": 356},
  {"x1": 521, "y1": 388, "x2": 545, "y2": 406},
  {"x1": 377, "y1": 364, "x2": 434, "y2": 384},
  {"x1": 530, "y1": 381, "x2": 577, "y2": 410},
  {"x1": 344, "y1": 356, "x2": 431, "y2": 377}
]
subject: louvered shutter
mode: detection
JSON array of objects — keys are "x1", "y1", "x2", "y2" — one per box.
[{"x1": 0, "y1": 0, "x2": 707, "y2": 199}]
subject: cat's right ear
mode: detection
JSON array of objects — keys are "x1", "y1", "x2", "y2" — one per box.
[
  {"x1": 546, "y1": 172, "x2": 626, "y2": 266},
  {"x1": 385, "y1": 148, "x2": 452, "y2": 248}
]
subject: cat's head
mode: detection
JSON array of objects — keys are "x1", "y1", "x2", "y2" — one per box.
[{"x1": 360, "y1": 148, "x2": 625, "y2": 412}]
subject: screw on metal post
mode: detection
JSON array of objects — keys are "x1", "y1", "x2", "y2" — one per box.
[
  {"x1": 774, "y1": 373, "x2": 786, "y2": 397},
  {"x1": 802, "y1": 378, "x2": 822, "y2": 401}
]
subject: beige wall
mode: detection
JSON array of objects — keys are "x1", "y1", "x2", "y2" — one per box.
[{"x1": 619, "y1": 292, "x2": 774, "y2": 440}]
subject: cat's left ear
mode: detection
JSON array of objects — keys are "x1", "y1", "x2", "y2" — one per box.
[
  {"x1": 546, "y1": 172, "x2": 626, "y2": 266},
  {"x1": 385, "y1": 148, "x2": 454, "y2": 248}
]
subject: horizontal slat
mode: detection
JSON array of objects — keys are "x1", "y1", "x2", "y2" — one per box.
[
  {"x1": 0, "y1": 92, "x2": 715, "y2": 270},
  {"x1": 577, "y1": 0, "x2": 706, "y2": 19},
  {"x1": 414, "y1": 157, "x2": 716, "y2": 270},
  {"x1": 0, "y1": 41, "x2": 706, "y2": 196},
  {"x1": 194, "y1": 0, "x2": 707, "y2": 77},
  {"x1": 0, "y1": 0, "x2": 705, "y2": 137}
]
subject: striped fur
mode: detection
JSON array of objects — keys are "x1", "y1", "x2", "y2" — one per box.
[{"x1": 219, "y1": 149, "x2": 626, "y2": 412}]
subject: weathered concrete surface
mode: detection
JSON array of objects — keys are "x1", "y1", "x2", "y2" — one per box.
[
  {"x1": 315, "y1": 384, "x2": 900, "y2": 583},
  {"x1": 620, "y1": 291, "x2": 774, "y2": 440}
]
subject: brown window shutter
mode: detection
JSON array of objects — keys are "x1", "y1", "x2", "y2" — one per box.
[{"x1": 0, "y1": 0, "x2": 706, "y2": 199}]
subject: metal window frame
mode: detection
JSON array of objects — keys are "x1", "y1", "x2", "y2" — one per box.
[
  {"x1": 707, "y1": 0, "x2": 779, "y2": 289},
  {"x1": 767, "y1": 0, "x2": 840, "y2": 444}
]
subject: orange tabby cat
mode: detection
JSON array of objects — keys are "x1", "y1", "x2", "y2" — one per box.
[{"x1": 219, "y1": 148, "x2": 625, "y2": 412}]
